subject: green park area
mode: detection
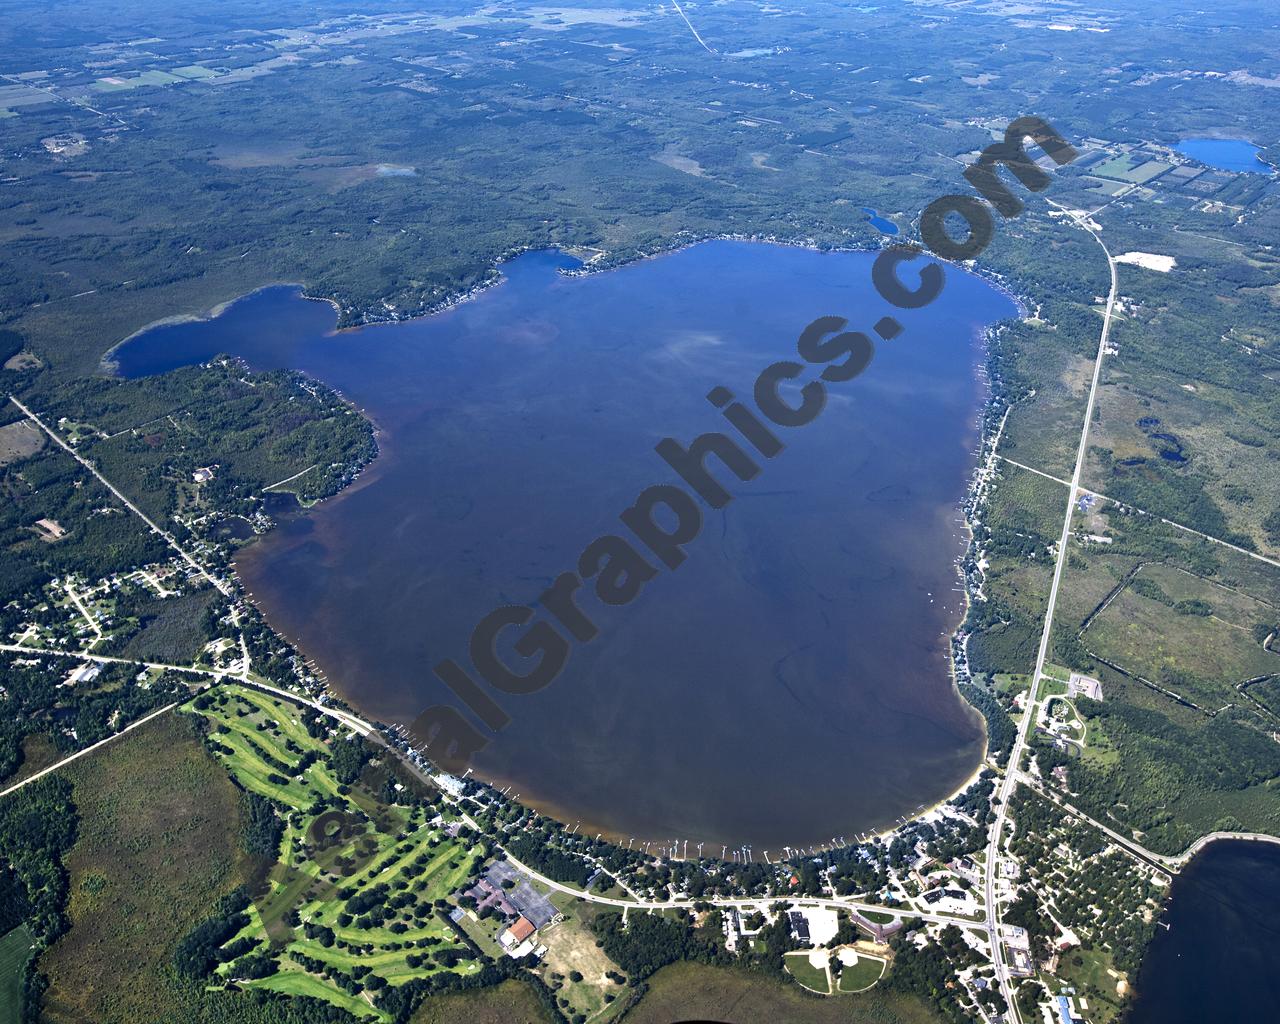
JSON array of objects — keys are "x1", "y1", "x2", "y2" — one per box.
[
  {"x1": 836, "y1": 953, "x2": 886, "y2": 993},
  {"x1": 185, "y1": 683, "x2": 488, "y2": 1022},
  {"x1": 783, "y1": 951, "x2": 830, "y2": 994}
]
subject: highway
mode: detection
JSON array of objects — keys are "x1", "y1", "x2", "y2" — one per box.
[{"x1": 982, "y1": 201, "x2": 1120, "y2": 1023}]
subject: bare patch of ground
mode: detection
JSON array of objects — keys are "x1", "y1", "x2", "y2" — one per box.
[{"x1": 0, "y1": 420, "x2": 45, "y2": 466}]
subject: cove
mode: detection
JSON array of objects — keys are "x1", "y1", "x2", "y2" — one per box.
[
  {"x1": 1128, "y1": 840, "x2": 1280, "y2": 1022},
  {"x1": 112, "y1": 241, "x2": 1016, "y2": 850}
]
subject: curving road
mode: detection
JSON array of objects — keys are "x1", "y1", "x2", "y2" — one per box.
[{"x1": 982, "y1": 201, "x2": 1119, "y2": 1023}]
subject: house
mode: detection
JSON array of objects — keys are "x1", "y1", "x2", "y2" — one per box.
[
  {"x1": 33, "y1": 518, "x2": 66, "y2": 541},
  {"x1": 499, "y1": 916, "x2": 537, "y2": 949},
  {"x1": 61, "y1": 661, "x2": 102, "y2": 687}
]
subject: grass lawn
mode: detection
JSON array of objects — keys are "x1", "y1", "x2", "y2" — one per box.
[
  {"x1": 837, "y1": 954, "x2": 886, "y2": 992},
  {"x1": 184, "y1": 684, "x2": 482, "y2": 1018},
  {"x1": 993, "y1": 673, "x2": 1031, "y2": 696},
  {"x1": 243, "y1": 962, "x2": 377, "y2": 1017},
  {"x1": 1055, "y1": 947, "x2": 1128, "y2": 1024},
  {"x1": 860, "y1": 910, "x2": 896, "y2": 925},
  {"x1": 784, "y1": 951, "x2": 831, "y2": 994},
  {"x1": 0, "y1": 924, "x2": 35, "y2": 1021}
]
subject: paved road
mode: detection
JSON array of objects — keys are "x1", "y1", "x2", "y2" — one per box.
[
  {"x1": 10, "y1": 396, "x2": 233, "y2": 596},
  {"x1": 0, "y1": 642, "x2": 227, "y2": 678},
  {"x1": 983, "y1": 202, "x2": 1120, "y2": 1023},
  {"x1": 501, "y1": 851, "x2": 977, "y2": 927},
  {"x1": 235, "y1": 676, "x2": 373, "y2": 737},
  {"x1": 997, "y1": 456, "x2": 1280, "y2": 571}
]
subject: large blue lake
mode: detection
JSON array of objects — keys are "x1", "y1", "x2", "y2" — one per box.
[
  {"x1": 1175, "y1": 137, "x2": 1274, "y2": 174},
  {"x1": 1129, "y1": 840, "x2": 1280, "y2": 1022},
  {"x1": 113, "y1": 241, "x2": 1016, "y2": 850}
]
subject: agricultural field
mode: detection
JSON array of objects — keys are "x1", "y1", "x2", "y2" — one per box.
[{"x1": 185, "y1": 683, "x2": 490, "y2": 1023}]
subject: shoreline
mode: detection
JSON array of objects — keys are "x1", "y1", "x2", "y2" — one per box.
[{"x1": 107, "y1": 234, "x2": 1028, "y2": 862}]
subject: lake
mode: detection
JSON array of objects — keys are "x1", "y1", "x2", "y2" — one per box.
[
  {"x1": 1175, "y1": 137, "x2": 1274, "y2": 174},
  {"x1": 113, "y1": 241, "x2": 1016, "y2": 851},
  {"x1": 1129, "y1": 840, "x2": 1280, "y2": 1022}
]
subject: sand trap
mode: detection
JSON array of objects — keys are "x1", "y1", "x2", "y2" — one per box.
[{"x1": 1115, "y1": 252, "x2": 1176, "y2": 272}]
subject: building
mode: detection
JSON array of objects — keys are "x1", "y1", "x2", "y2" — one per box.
[
  {"x1": 787, "y1": 911, "x2": 811, "y2": 946},
  {"x1": 499, "y1": 916, "x2": 537, "y2": 950},
  {"x1": 1068, "y1": 673, "x2": 1103, "y2": 701},
  {"x1": 61, "y1": 661, "x2": 102, "y2": 687}
]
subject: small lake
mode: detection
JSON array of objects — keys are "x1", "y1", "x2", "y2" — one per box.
[
  {"x1": 1129, "y1": 840, "x2": 1280, "y2": 1022},
  {"x1": 112, "y1": 241, "x2": 1016, "y2": 850},
  {"x1": 1175, "y1": 137, "x2": 1274, "y2": 174},
  {"x1": 862, "y1": 207, "x2": 900, "y2": 236}
]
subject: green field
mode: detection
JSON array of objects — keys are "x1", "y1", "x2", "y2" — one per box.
[
  {"x1": 784, "y1": 951, "x2": 831, "y2": 994},
  {"x1": 1081, "y1": 563, "x2": 1279, "y2": 709},
  {"x1": 0, "y1": 924, "x2": 35, "y2": 1022},
  {"x1": 37, "y1": 711, "x2": 251, "y2": 1024},
  {"x1": 409, "y1": 979, "x2": 556, "y2": 1024},
  {"x1": 188, "y1": 684, "x2": 483, "y2": 1022},
  {"x1": 93, "y1": 69, "x2": 186, "y2": 91},
  {"x1": 837, "y1": 953, "x2": 886, "y2": 993},
  {"x1": 1092, "y1": 155, "x2": 1173, "y2": 183}
]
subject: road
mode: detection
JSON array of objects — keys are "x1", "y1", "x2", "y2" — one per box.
[
  {"x1": 9, "y1": 395, "x2": 233, "y2": 596},
  {"x1": 0, "y1": 642, "x2": 228, "y2": 678},
  {"x1": 0, "y1": 701, "x2": 179, "y2": 799},
  {"x1": 982, "y1": 202, "x2": 1120, "y2": 1023},
  {"x1": 997, "y1": 456, "x2": 1280, "y2": 571},
  {"x1": 236, "y1": 676, "x2": 373, "y2": 737},
  {"x1": 502, "y1": 849, "x2": 979, "y2": 927}
]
